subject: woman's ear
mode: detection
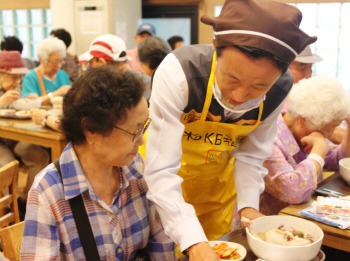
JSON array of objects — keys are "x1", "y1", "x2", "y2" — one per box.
[
  {"x1": 99, "y1": 57, "x2": 107, "y2": 65},
  {"x1": 81, "y1": 118, "x2": 94, "y2": 144}
]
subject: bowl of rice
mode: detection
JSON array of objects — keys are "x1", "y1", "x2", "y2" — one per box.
[
  {"x1": 246, "y1": 215, "x2": 323, "y2": 261},
  {"x1": 339, "y1": 158, "x2": 350, "y2": 185}
]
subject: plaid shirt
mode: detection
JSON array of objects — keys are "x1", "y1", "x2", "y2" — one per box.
[{"x1": 20, "y1": 143, "x2": 175, "y2": 261}]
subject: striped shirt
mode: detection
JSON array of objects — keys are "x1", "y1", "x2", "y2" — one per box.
[{"x1": 20, "y1": 143, "x2": 175, "y2": 261}]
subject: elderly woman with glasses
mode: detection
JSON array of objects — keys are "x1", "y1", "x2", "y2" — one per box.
[
  {"x1": 259, "y1": 76, "x2": 350, "y2": 215},
  {"x1": 21, "y1": 37, "x2": 71, "y2": 105},
  {"x1": 21, "y1": 67, "x2": 175, "y2": 261}
]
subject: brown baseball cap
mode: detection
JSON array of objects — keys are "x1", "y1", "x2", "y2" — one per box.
[{"x1": 201, "y1": 0, "x2": 317, "y2": 63}]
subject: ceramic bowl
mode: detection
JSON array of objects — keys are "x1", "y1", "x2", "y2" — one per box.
[
  {"x1": 339, "y1": 158, "x2": 350, "y2": 185},
  {"x1": 246, "y1": 215, "x2": 323, "y2": 261},
  {"x1": 12, "y1": 98, "x2": 41, "y2": 111}
]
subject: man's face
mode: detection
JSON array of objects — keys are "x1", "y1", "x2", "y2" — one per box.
[
  {"x1": 134, "y1": 32, "x2": 152, "y2": 45},
  {"x1": 289, "y1": 61, "x2": 313, "y2": 84},
  {"x1": 215, "y1": 46, "x2": 282, "y2": 106}
]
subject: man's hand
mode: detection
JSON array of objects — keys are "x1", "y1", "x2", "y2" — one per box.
[
  {"x1": 188, "y1": 242, "x2": 220, "y2": 261},
  {"x1": 53, "y1": 85, "x2": 71, "y2": 97},
  {"x1": 30, "y1": 108, "x2": 48, "y2": 126},
  {"x1": 300, "y1": 131, "x2": 329, "y2": 158},
  {"x1": 240, "y1": 207, "x2": 264, "y2": 227},
  {"x1": 0, "y1": 90, "x2": 20, "y2": 107}
]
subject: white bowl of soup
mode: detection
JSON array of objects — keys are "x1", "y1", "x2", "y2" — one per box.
[
  {"x1": 12, "y1": 98, "x2": 41, "y2": 111},
  {"x1": 339, "y1": 158, "x2": 350, "y2": 185},
  {"x1": 246, "y1": 215, "x2": 323, "y2": 261}
]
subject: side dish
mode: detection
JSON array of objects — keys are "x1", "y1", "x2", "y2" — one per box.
[{"x1": 212, "y1": 242, "x2": 241, "y2": 260}]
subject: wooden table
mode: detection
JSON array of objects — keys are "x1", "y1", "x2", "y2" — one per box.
[
  {"x1": 0, "y1": 117, "x2": 67, "y2": 162},
  {"x1": 279, "y1": 172, "x2": 350, "y2": 252}
]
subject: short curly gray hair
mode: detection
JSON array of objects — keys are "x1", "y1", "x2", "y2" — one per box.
[
  {"x1": 37, "y1": 37, "x2": 66, "y2": 62},
  {"x1": 288, "y1": 76, "x2": 350, "y2": 130}
]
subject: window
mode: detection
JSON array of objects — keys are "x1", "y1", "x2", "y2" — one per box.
[
  {"x1": 0, "y1": 8, "x2": 52, "y2": 60},
  {"x1": 214, "y1": 3, "x2": 350, "y2": 90}
]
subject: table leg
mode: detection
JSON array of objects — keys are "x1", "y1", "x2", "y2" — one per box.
[{"x1": 50, "y1": 141, "x2": 67, "y2": 162}]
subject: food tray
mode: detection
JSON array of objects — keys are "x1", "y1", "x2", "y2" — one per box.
[{"x1": 316, "y1": 172, "x2": 350, "y2": 197}]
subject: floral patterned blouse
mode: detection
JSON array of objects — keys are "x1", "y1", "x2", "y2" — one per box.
[{"x1": 259, "y1": 115, "x2": 346, "y2": 215}]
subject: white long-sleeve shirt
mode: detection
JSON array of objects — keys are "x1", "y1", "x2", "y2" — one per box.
[{"x1": 144, "y1": 53, "x2": 287, "y2": 251}]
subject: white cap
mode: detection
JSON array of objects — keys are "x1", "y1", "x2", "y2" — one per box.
[
  {"x1": 78, "y1": 34, "x2": 130, "y2": 63},
  {"x1": 294, "y1": 45, "x2": 323, "y2": 64}
]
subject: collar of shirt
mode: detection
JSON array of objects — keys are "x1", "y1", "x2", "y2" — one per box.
[
  {"x1": 59, "y1": 143, "x2": 144, "y2": 201},
  {"x1": 277, "y1": 115, "x2": 301, "y2": 157}
]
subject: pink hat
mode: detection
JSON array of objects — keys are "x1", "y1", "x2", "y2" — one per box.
[
  {"x1": 0, "y1": 51, "x2": 30, "y2": 74},
  {"x1": 78, "y1": 34, "x2": 129, "y2": 63}
]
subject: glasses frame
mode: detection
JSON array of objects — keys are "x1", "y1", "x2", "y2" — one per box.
[
  {"x1": 47, "y1": 59, "x2": 65, "y2": 65},
  {"x1": 113, "y1": 118, "x2": 151, "y2": 142}
]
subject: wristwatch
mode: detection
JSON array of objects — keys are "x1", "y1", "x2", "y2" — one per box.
[{"x1": 41, "y1": 114, "x2": 50, "y2": 127}]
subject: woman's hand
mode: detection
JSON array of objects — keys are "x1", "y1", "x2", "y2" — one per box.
[
  {"x1": 30, "y1": 108, "x2": 48, "y2": 126},
  {"x1": 53, "y1": 85, "x2": 71, "y2": 97},
  {"x1": 300, "y1": 131, "x2": 329, "y2": 158},
  {"x1": 188, "y1": 242, "x2": 220, "y2": 261},
  {"x1": 0, "y1": 90, "x2": 20, "y2": 107}
]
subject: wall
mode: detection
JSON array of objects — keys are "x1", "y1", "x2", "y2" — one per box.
[
  {"x1": 49, "y1": 0, "x2": 141, "y2": 56},
  {"x1": 50, "y1": 0, "x2": 76, "y2": 55}
]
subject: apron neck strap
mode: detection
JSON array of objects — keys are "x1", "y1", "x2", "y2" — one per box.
[{"x1": 200, "y1": 51, "x2": 216, "y2": 121}]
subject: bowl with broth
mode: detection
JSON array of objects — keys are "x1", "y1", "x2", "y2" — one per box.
[
  {"x1": 339, "y1": 158, "x2": 350, "y2": 185},
  {"x1": 246, "y1": 215, "x2": 323, "y2": 261}
]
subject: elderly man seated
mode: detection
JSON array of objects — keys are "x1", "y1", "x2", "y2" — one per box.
[
  {"x1": 21, "y1": 37, "x2": 71, "y2": 105},
  {"x1": 0, "y1": 51, "x2": 49, "y2": 216},
  {"x1": 259, "y1": 76, "x2": 350, "y2": 215}
]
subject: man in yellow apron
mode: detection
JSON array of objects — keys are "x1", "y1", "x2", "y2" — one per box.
[{"x1": 144, "y1": 0, "x2": 317, "y2": 260}]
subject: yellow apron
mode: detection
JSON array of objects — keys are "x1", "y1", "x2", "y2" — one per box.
[{"x1": 179, "y1": 52, "x2": 264, "y2": 241}]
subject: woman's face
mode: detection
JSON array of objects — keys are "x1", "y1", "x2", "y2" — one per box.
[
  {"x1": 300, "y1": 118, "x2": 343, "y2": 140},
  {"x1": 0, "y1": 72, "x2": 23, "y2": 91},
  {"x1": 41, "y1": 51, "x2": 64, "y2": 75},
  {"x1": 87, "y1": 97, "x2": 149, "y2": 167}
]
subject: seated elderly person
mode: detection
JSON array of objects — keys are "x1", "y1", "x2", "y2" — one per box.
[
  {"x1": 79, "y1": 34, "x2": 151, "y2": 100},
  {"x1": 0, "y1": 51, "x2": 49, "y2": 215},
  {"x1": 30, "y1": 34, "x2": 153, "y2": 132},
  {"x1": 259, "y1": 76, "x2": 350, "y2": 215},
  {"x1": 21, "y1": 67, "x2": 175, "y2": 260},
  {"x1": 21, "y1": 37, "x2": 71, "y2": 105},
  {"x1": 138, "y1": 36, "x2": 171, "y2": 77}
]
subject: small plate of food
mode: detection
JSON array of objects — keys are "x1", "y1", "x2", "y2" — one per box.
[
  {"x1": 0, "y1": 109, "x2": 16, "y2": 117},
  {"x1": 15, "y1": 110, "x2": 31, "y2": 119},
  {"x1": 209, "y1": 241, "x2": 246, "y2": 261}
]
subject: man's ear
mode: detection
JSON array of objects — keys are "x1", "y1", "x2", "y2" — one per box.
[{"x1": 212, "y1": 39, "x2": 216, "y2": 49}]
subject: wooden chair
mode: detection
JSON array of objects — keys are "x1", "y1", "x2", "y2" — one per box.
[
  {"x1": 0, "y1": 221, "x2": 24, "y2": 261},
  {"x1": 0, "y1": 160, "x2": 20, "y2": 229}
]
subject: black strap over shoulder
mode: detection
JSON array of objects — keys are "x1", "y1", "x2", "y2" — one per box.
[{"x1": 53, "y1": 159, "x2": 100, "y2": 261}]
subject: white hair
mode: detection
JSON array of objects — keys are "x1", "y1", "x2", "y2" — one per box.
[
  {"x1": 37, "y1": 37, "x2": 66, "y2": 62},
  {"x1": 288, "y1": 76, "x2": 350, "y2": 130}
]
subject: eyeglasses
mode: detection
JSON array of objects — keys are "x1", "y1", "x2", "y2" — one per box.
[
  {"x1": 113, "y1": 118, "x2": 151, "y2": 142},
  {"x1": 48, "y1": 59, "x2": 64, "y2": 65}
]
